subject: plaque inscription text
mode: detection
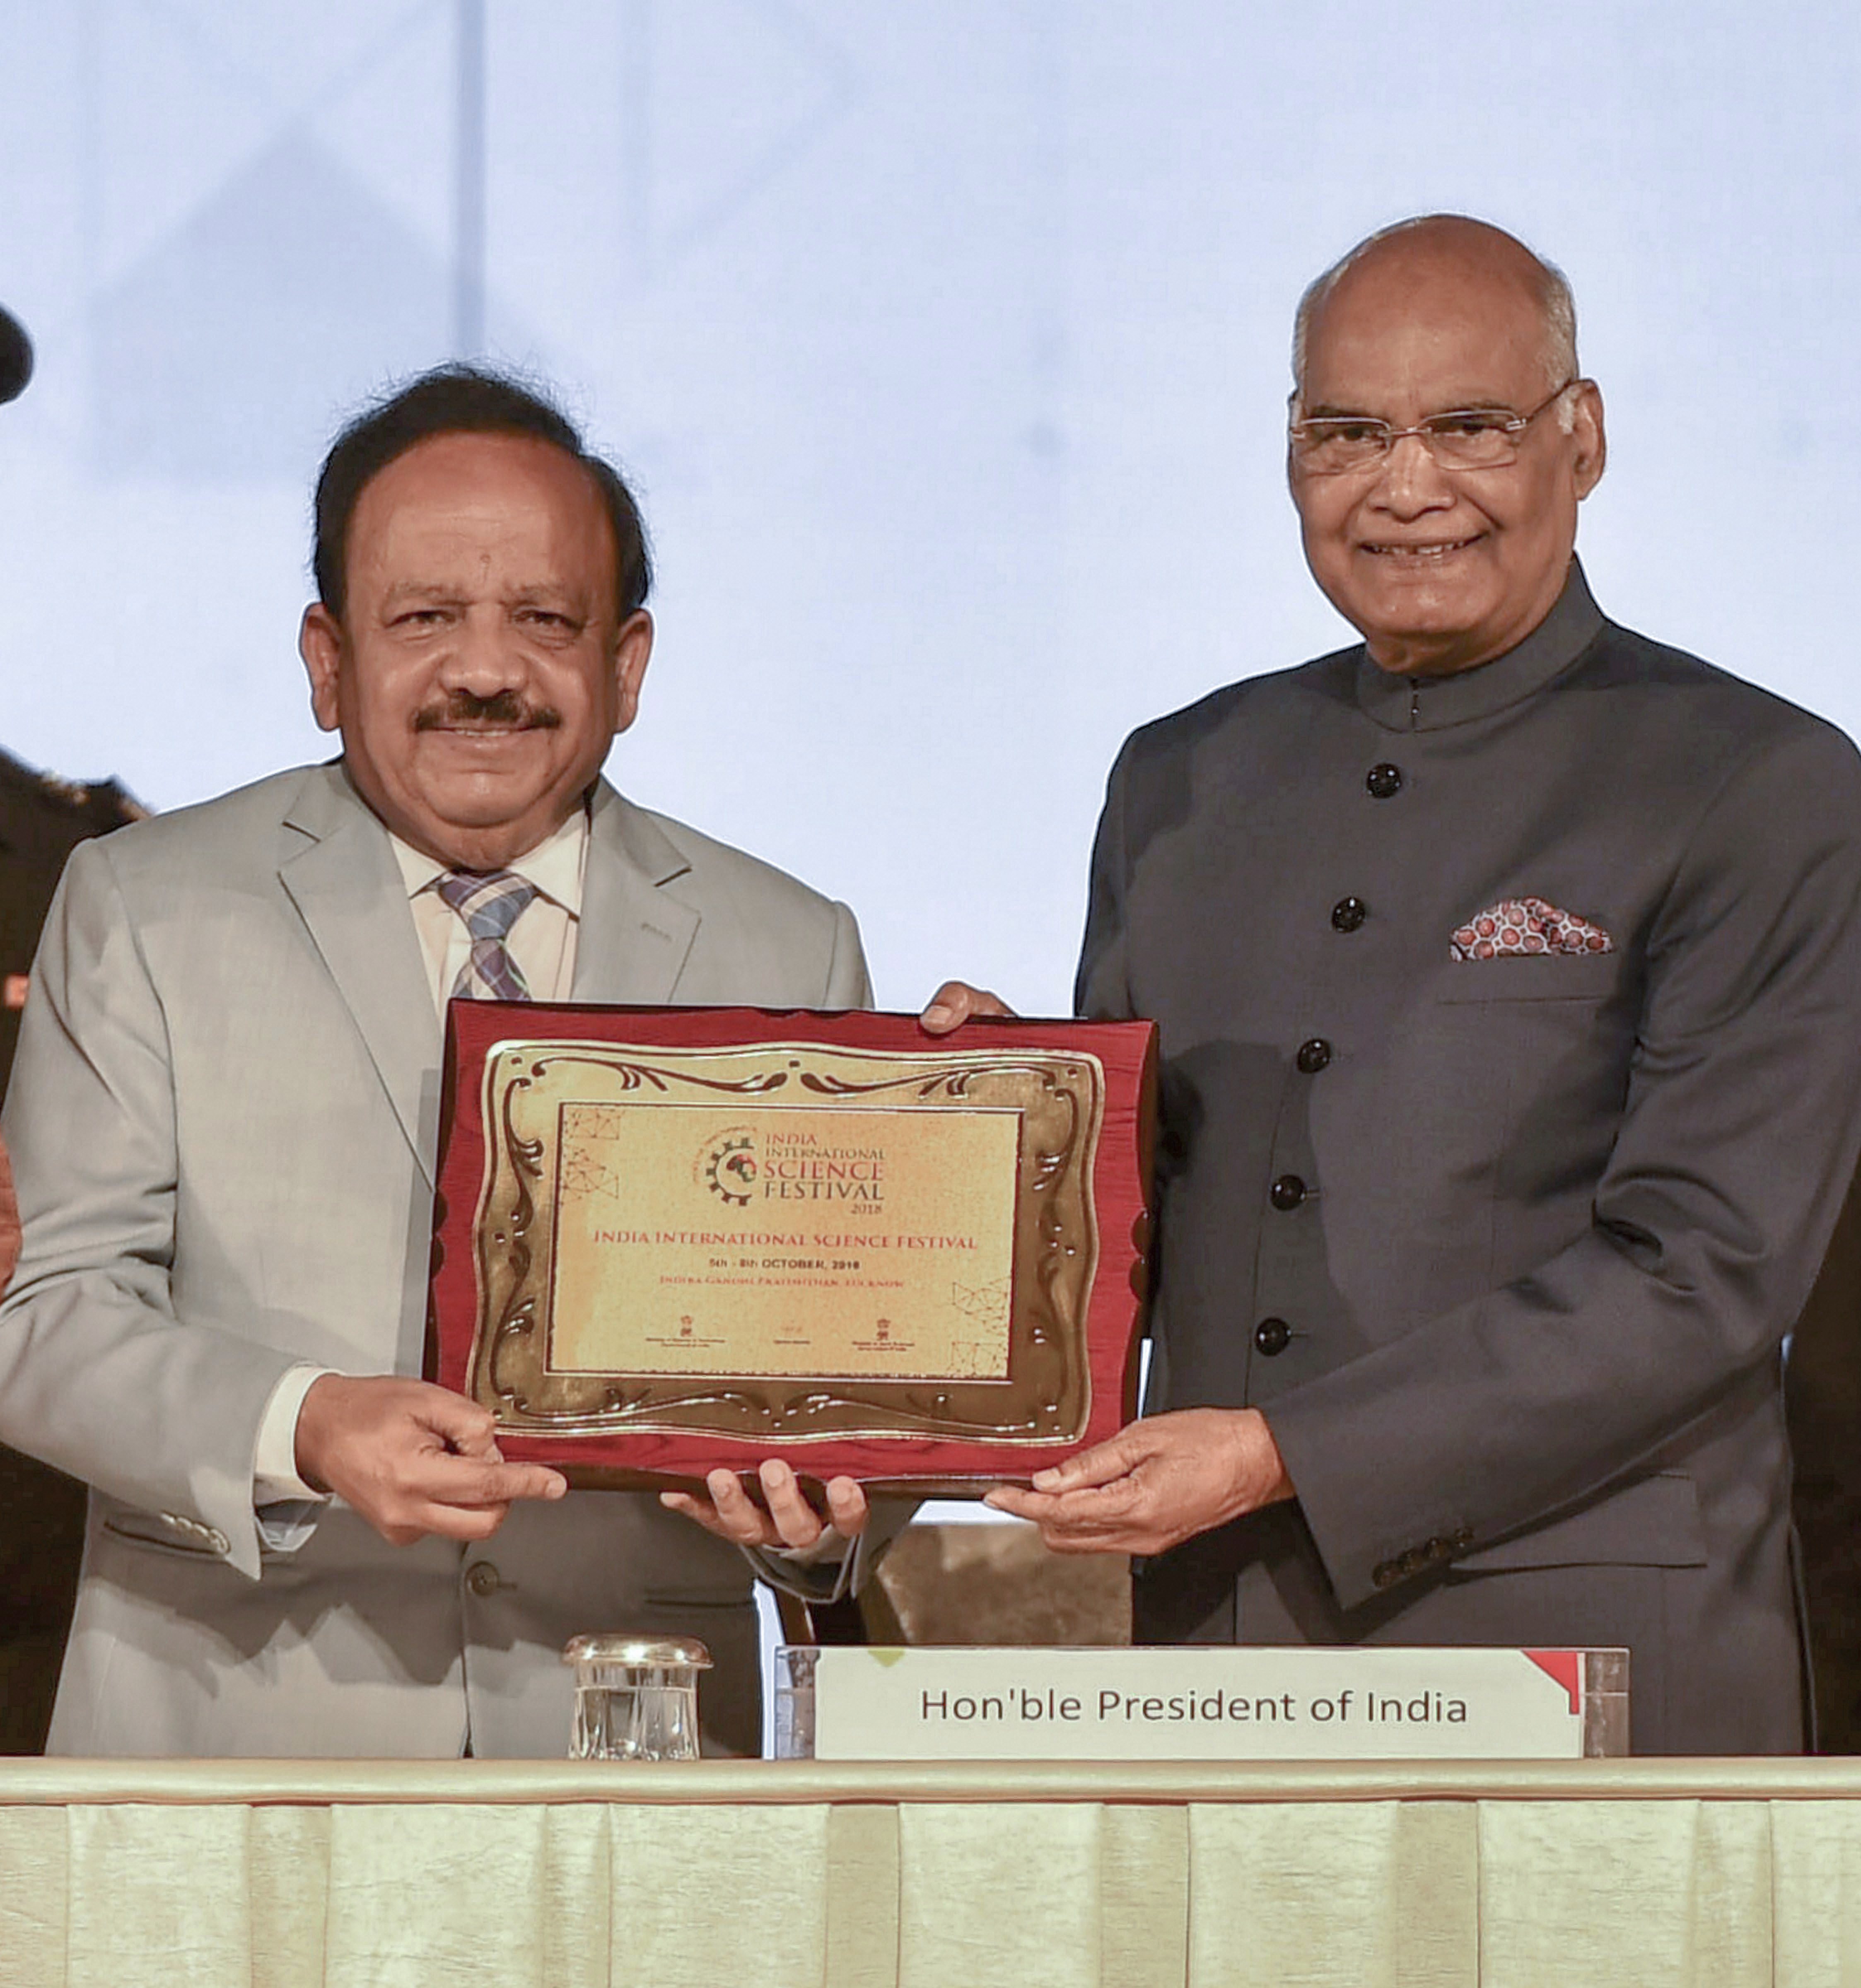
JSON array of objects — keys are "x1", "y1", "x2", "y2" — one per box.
[{"x1": 548, "y1": 1101, "x2": 1021, "y2": 1382}]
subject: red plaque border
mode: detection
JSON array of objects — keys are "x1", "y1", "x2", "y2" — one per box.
[{"x1": 430, "y1": 1005, "x2": 1154, "y2": 1490}]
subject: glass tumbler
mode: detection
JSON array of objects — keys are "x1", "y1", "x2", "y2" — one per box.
[{"x1": 562, "y1": 1633, "x2": 712, "y2": 1761}]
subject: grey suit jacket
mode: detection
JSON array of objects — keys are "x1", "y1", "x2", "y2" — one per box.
[
  {"x1": 1079, "y1": 567, "x2": 1861, "y2": 1753},
  {"x1": 0, "y1": 762, "x2": 871, "y2": 1756}
]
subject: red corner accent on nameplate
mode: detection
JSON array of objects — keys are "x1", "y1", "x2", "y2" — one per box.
[{"x1": 1524, "y1": 1648, "x2": 1582, "y2": 1714}]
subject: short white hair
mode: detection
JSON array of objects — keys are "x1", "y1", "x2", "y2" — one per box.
[{"x1": 1291, "y1": 216, "x2": 1580, "y2": 428}]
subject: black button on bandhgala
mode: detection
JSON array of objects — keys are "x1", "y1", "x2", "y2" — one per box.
[
  {"x1": 1253, "y1": 1317, "x2": 1291, "y2": 1356},
  {"x1": 1296, "y1": 1037, "x2": 1332, "y2": 1074},
  {"x1": 1366, "y1": 763, "x2": 1404, "y2": 799},
  {"x1": 1331, "y1": 896, "x2": 1367, "y2": 932},
  {"x1": 1270, "y1": 1173, "x2": 1307, "y2": 1211}
]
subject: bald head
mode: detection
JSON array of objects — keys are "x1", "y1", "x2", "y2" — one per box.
[
  {"x1": 1284, "y1": 213, "x2": 1606, "y2": 678},
  {"x1": 1294, "y1": 217, "x2": 1577, "y2": 410}
]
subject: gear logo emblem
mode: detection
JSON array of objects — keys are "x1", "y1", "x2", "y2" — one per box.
[{"x1": 701, "y1": 1130, "x2": 761, "y2": 1206}]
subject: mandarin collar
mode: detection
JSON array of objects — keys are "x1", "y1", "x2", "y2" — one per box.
[{"x1": 1353, "y1": 560, "x2": 1606, "y2": 733}]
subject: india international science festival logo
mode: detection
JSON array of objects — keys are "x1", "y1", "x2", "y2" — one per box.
[
  {"x1": 700, "y1": 1129, "x2": 762, "y2": 1206},
  {"x1": 695, "y1": 1123, "x2": 886, "y2": 1210}
]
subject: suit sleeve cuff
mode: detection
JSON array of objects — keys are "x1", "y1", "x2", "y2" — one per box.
[
  {"x1": 741, "y1": 1494, "x2": 918, "y2": 1605},
  {"x1": 743, "y1": 1530, "x2": 864, "y2": 1605}
]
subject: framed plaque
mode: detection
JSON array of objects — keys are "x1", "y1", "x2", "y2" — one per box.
[{"x1": 430, "y1": 1005, "x2": 1156, "y2": 1490}]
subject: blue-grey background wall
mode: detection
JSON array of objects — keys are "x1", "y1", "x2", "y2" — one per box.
[{"x1": 3, "y1": 1, "x2": 1856, "y2": 1013}]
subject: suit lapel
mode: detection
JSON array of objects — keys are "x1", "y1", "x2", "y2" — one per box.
[
  {"x1": 273, "y1": 772, "x2": 694, "y2": 1178},
  {"x1": 573, "y1": 780, "x2": 700, "y2": 1003},
  {"x1": 278, "y1": 765, "x2": 440, "y2": 1183}
]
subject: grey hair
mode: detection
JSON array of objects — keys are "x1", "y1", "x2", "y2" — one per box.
[{"x1": 1291, "y1": 216, "x2": 1580, "y2": 429}]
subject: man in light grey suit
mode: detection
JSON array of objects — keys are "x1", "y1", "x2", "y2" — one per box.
[
  {"x1": 930, "y1": 216, "x2": 1861, "y2": 1751},
  {"x1": 0, "y1": 368, "x2": 870, "y2": 1756}
]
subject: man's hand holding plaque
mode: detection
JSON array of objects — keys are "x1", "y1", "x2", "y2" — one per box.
[
  {"x1": 294, "y1": 1374, "x2": 569, "y2": 1546},
  {"x1": 660, "y1": 1457, "x2": 870, "y2": 1551},
  {"x1": 981, "y1": 1407, "x2": 1294, "y2": 1553},
  {"x1": 920, "y1": 983, "x2": 1296, "y2": 1556}
]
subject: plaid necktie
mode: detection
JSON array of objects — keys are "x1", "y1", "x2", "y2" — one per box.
[{"x1": 434, "y1": 869, "x2": 540, "y2": 1001}]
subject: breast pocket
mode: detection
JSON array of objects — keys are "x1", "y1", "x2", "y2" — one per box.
[
  {"x1": 1435, "y1": 953, "x2": 1622, "y2": 1005},
  {"x1": 1346, "y1": 951, "x2": 1631, "y2": 1298}
]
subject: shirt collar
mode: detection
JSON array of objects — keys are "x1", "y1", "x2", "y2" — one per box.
[
  {"x1": 1352, "y1": 560, "x2": 1607, "y2": 733},
  {"x1": 390, "y1": 803, "x2": 590, "y2": 916}
]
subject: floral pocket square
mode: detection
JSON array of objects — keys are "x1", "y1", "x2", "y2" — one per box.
[{"x1": 1451, "y1": 896, "x2": 1613, "y2": 961}]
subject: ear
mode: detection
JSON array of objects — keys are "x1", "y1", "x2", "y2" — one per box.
[
  {"x1": 300, "y1": 604, "x2": 346, "y2": 733},
  {"x1": 611, "y1": 610, "x2": 654, "y2": 735},
  {"x1": 1570, "y1": 381, "x2": 1607, "y2": 500}
]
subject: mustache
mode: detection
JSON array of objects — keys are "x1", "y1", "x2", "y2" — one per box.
[{"x1": 413, "y1": 690, "x2": 562, "y2": 732}]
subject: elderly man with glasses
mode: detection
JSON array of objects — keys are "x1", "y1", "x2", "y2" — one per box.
[{"x1": 927, "y1": 213, "x2": 1861, "y2": 1753}]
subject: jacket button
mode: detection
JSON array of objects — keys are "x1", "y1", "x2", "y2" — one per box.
[
  {"x1": 1372, "y1": 1560, "x2": 1401, "y2": 1590},
  {"x1": 1296, "y1": 1037, "x2": 1332, "y2": 1074},
  {"x1": 1270, "y1": 1174, "x2": 1308, "y2": 1211},
  {"x1": 1253, "y1": 1317, "x2": 1291, "y2": 1356},
  {"x1": 1425, "y1": 1535, "x2": 1452, "y2": 1560},
  {"x1": 1451, "y1": 1527, "x2": 1474, "y2": 1551},
  {"x1": 465, "y1": 1561, "x2": 502, "y2": 1598},
  {"x1": 1366, "y1": 763, "x2": 1404, "y2": 799},
  {"x1": 1331, "y1": 896, "x2": 1368, "y2": 933}
]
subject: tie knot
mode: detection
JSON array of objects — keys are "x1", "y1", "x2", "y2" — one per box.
[{"x1": 435, "y1": 869, "x2": 539, "y2": 945}]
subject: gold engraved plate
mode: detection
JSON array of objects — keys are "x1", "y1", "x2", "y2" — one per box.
[
  {"x1": 471, "y1": 1040, "x2": 1105, "y2": 1447},
  {"x1": 550, "y1": 1103, "x2": 1019, "y2": 1381}
]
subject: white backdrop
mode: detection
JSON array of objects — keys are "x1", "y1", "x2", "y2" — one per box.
[{"x1": 3, "y1": 1, "x2": 1859, "y2": 1016}]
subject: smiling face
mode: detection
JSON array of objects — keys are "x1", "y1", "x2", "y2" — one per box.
[
  {"x1": 300, "y1": 430, "x2": 652, "y2": 869},
  {"x1": 1291, "y1": 223, "x2": 1605, "y2": 676}
]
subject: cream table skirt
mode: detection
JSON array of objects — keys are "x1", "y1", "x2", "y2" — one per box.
[{"x1": 5, "y1": 1758, "x2": 1861, "y2": 1986}]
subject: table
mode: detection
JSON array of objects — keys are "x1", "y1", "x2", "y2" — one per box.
[{"x1": 5, "y1": 1758, "x2": 1861, "y2": 1986}]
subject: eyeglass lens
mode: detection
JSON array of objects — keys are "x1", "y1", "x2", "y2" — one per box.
[{"x1": 1294, "y1": 411, "x2": 1523, "y2": 474}]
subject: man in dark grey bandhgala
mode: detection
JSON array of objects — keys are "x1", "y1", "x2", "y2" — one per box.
[{"x1": 930, "y1": 215, "x2": 1861, "y2": 1753}]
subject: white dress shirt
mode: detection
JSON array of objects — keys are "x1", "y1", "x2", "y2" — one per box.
[{"x1": 395, "y1": 807, "x2": 589, "y2": 1018}]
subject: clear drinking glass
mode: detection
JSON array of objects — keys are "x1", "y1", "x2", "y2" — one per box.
[{"x1": 562, "y1": 1634, "x2": 712, "y2": 1761}]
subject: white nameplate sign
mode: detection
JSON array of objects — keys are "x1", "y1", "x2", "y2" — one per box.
[{"x1": 809, "y1": 1646, "x2": 1618, "y2": 1760}]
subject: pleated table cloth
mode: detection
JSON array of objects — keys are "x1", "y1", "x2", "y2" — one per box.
[{"x1": 5, "y1": 1759, "x2": 1861, "y2": 1986}]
